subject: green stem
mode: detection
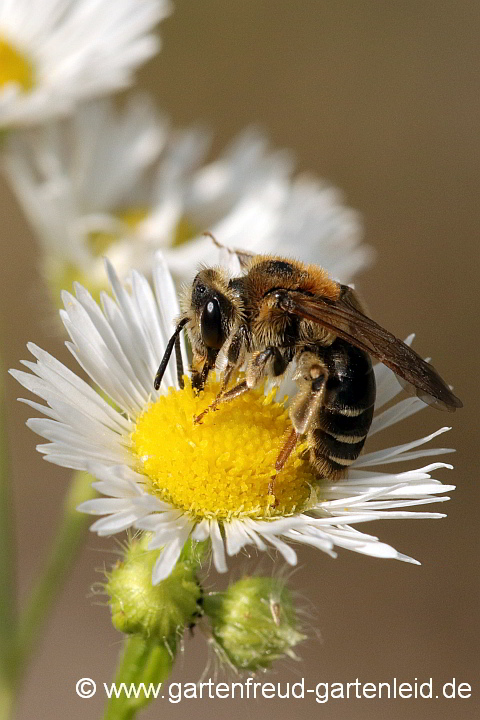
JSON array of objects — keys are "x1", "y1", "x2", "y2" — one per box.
[
  {"x1": 0, "y1": 685, "x2": 15, "y2": 720},
  {"x1": 11, "y1": 471, "x2": 96, "y2": 691},
  {"x1": 0, "y1": 368, "x2": 17, "y2": 719},
  {"x1": 103, "y1": 636, "x2": 175, "y2": 720},
  {"x1": 0, "y1": 129, "x2": 9, "y2": 149}
]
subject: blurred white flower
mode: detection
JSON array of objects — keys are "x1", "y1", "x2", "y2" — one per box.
[
  {"x1": 0, "y1": 0, "x2": 171, "y2": 128},
  {"x1": 4, "y1": 94, "x2": 373, "y2": 302},
  {"x1": 11, "y1": 257, "x2": 455, "y2": 584}
]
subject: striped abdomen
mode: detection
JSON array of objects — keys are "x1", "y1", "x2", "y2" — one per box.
[{"x1": 293, "y1": 339, "x2": 376, "y2": 479}]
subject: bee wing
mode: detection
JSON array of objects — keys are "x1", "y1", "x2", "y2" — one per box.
[
  {"x1": 279, "y1": 291, "x2": 462, "y2": 411},
  {"x1": 229, "y1": 247, "x2": 256, "y2": 269}
]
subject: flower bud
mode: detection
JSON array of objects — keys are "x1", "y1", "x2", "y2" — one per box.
[
  {"x1": 106, "y1": 534, "x2": 202, "y2": 643},
  {"x1": 204, "y1": 576, "x2": 306, "y2": 671}
]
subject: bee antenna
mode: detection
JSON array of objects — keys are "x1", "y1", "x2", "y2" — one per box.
[
  {"x1": 203, "y1": 231, "x2": 221, "y2": 248},
  {"x1": 154, "y1": 318, "x2": 188, "y2": 391}
]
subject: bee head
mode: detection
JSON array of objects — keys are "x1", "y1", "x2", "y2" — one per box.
[{"x1": 187, "y1": 268, "x2": 240, "y2": 356}]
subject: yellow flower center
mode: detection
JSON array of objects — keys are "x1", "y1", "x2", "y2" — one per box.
[
  {"x1": 87, "y1": 206, "x2": 149, "y2": 256},
  {"x1": 0, "y1": 36, "x2": 34, "y2": 92},
  {"x1": 131, "y1": 378, "x2": 318, "y2": 521},
  {"x1": 47, "y1": 210, "x2": 199, "y2": 308},
  {"x1": 46, "y1": 207, "x2": 150, "y2": 307},
  {"x1": 45, "y1": 260, "x2": 98, "y2": 309},
  {"x1": 172, "y1": 216, "x2": 198, "y2": 247}
]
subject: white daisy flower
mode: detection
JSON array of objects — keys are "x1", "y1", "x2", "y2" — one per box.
[
  {"x1": 10, "y1": 256, "x2": 455, "y2": 584},
  {"x1": 0, "y1": 0, "x2": 171, "y2": 128},
  {"x1": 3, "y1": 94, "x2": 373, "y2": 303}
]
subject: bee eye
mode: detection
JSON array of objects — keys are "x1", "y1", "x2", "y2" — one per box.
[{"x1": 201, "y1": 298, "x2": 224, "y2": 349}]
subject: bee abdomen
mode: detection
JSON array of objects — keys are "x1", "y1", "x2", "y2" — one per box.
[
  {"x1": 307, "y1": 339, "x2": 376, "y2": 478},
  {"x1": 309, "y1": 408, "x2": 374, "y2": 477}
]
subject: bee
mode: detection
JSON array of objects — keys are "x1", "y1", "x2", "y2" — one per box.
[{"x1": 154, "y1": 250, "x2": 462, "y2": 492}]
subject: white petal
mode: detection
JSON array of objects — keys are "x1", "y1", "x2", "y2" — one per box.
[
  {"x1": 0, "y1": 2, "x2": 172, "y2": 127},
  {"x1": 264, "y1": 533, "x2": 298, "y2": 565},
  {"x1": 224, "y1": 519, "x2": 253, "y2": 555},
  {"x1": 355, "y1": 427, "x2": 451, "y2": 467},
  {"x1": 191, "y1": 518, "x2": 211, "y2": 541},
  {"x1": 151, "y1": 523, "x2": 192, "y2": 584},
  {"x1": 89, "y1": 508, "x2": 151, "y2": 536},
  {"x1": 370, "y1": 396, "x2": 425, "y2": 435},
  {"x1": 209, "y1": 520, "x2": 228, "y2": 573}
]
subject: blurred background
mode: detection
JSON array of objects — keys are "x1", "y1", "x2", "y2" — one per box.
[{"x1": 1, "y1": 1, "x2": 478, "y2": 718}]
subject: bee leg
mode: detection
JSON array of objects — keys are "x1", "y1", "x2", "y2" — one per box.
[
  {"x1": 192, "y1": 347, "x2": 244, "y2": 423},
  {"x1": 191, "y1": 361, "x2": 211, "y2": 393},
  {"x1": 268, "y1": 427, "x2": 298, "y2": 501},
  {"x1": 246, "y1": 346, "x2": 290, "y2": 386},
  {"x1": 194, "y1": 344, "x2": 287, "y2": 424},
  {"x1": 218, "y1": 323, "x2": 249, "y2": 393},
  {"x1": 191, "y1": 346, "x2": 221, "y2": 394},
  {"x1": 194, "y1": 380, "x2": 249, "y2": 424},
  {"x1": 196, "y1": 323, "x2": 248, "y2": 407},
  {"x1": 192, "y1": 363, "x2": 236, "y2": 423},
  {"x1": 275, "y1": 427, "x2": 298, "y2": 473},
  {"x1": 219, "y1": 363, "x2": 235, "y2": 393}
]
